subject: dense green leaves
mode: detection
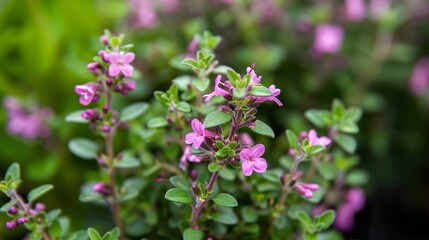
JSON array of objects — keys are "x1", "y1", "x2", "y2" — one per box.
[
  {"x1": 68, "y1": 138, "x2": 98, "y2": 160},
  {"x1": 28, "y1": 184, "x2": 53, "y2": 202},
  {"x1": 119, "y1": 102, "x2": 148, "y2": 122},
  {"x1": 251, "y1": 120, "x2": 275, "y2": 138},
  {"x1": 164, "y1": 188, "x2": 192, "y2": 204},
  {"x1": 203, "y1": 110, "x2": 232, "y2": 128},
  {"x1": 213, "y1": 193, "x2": 238, "y2": 207}
]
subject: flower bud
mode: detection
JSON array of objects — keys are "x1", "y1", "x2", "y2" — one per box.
[
  {"x1": 190, "y1": 169, "x2": 198, "y2": 181},
  {"x1": 98, "y1": 50, "x2": 109, "y2": 62},
  {"x1": 100, "y1": 35, "x2": 108, "y2": 45},
  {"x1": 81, "y1": 109, "x2": 98, "y2": 120},
  {"x1": 101, "y1": 125, "x2": 110, "y2": 133},
  {"x1": 93, "y1": 182, "x2": 110, "y2": 195},
  {"x1": 35, "y1": 203, "x2": 45, "y2": 211},
  {"x1": 102, "y1": 105, "x2": 109, "y2": 113},
  {"x1": 17, "y1": 217, "x2": 28, "y2": 224},
  {"x1": 8, "y1": 206, "x2": 17, "y2": 215},
  {"x1": 106, "y1": 78, "x2": 113, "y2": 86},
  {"x1": 87, "y1": 62, "x2": 99, "y2": 71},
  {"x1": 6, "y1": 220, "x2": 17, "y2": 229}
]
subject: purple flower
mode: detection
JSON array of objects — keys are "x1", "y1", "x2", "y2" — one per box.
[
  {"x1": 6, "y1": 220, "x2": 17, "y2": 229},
  {"x1": 203, "y1": 75, "x2": 231, "y2": 102},
  {"x1": 240, "y1": 144, "x2": 268, "y2": 176},
  {"x1": 247, "y1": 66, "x2": 262, "y2": 84},
  {"x1": 344, "y1": 0, "x2": 367, "y2": 22},
  {"x1": 294, "y1": 182, "x2": 320, "y2": 199},
  {"x1": 254, "y1": 85, "x2": 283, "y2": 106},
  {"x1": 35, "y1": 203, "x2": 45, "y2": 211},
  {"x1": 239, "y1": 133, "x2": 254, "y2": 146},
  {"x1": 129, "y1": 0, "x2": 158, "y2": 28},
  {"x1": 108, "y1": 52, "x2": 135, "y2": 77},
  {"x1": 334, "y1": 188, "x2": 365, "y2": 232},
  {"x1": 185, "y1": 119, "x2": 216, "y2": 149},
  {"x1": 307, "y1": 129, "x2": 331, "y2": 146},
  {"x1": 409, "y1": 58, "x2": 429, "y2": 95},
  {"x1": 313, "y1": 24, "x2": 344, "y2": 54},
  {"x1": 81, "y1": 109, "x2": 98, "y2": 120},
  {"x1": 75, "y1": 83, "x2": 98, "y2": 106},
  {"x1": 17, "y1": 217, "x2": 28, "y2": 224}
]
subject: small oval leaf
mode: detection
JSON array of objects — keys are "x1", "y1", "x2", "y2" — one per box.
[
  {"x1": 28, "y1": 184, "x2": 54, "y2": 202},
  {"x1": 68, "y1": 138, "x2": 98, "y2": 160},
  {"x1": 213, "y1": 193, "x2": 238, "y2": 207},
  {"x1": 203, "y1": 110, "x2": 232, "y2": 128},
  {"x1": 165, "y1": 188, "x2": 192, "y2": 204},
  {"x1": 120, "y1": 102, "x2": 149, "y2": 122}
]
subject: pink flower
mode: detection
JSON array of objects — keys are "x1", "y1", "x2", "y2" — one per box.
[
  {"x1": 254, "y1": 85, "x2": 283, "y2": 106},
  {"x1": 247, "y1": 67, "x2": 262, "y2": 84},
  {"x1": 409, "y1": 58, "x2": 429, "y2": 95},
  {"x1": 203, "y1": 75, "x2": 231, "y2": 102},
  {"x1": 239, "y1": 133, "x2": 254, "y2": 146},
  {"x1": 345, "y1": 0, "x2": 367, "y2": 22},
  {"x1": 313, "y1": 24, "x2": 344, "y2": 54},
  {"x1": 334, "y1": 188, "x2": 365, "y2": 232},
  {"x1": 307, "y1": 129, "x2": 331, "y2": 146},
  {"x1": 129, "y1": 0, "x2": 158, "y2": 28},
  {"x1": 185, "y1": 119, "x2": 216, "y2": 149},
  {"x1": 294, "y1": 182, "x2": 320, "y2": 199},
  {"x1": 240, "y1": 144, "x2": 268, "y2": 176},
  {"x1": 108, "y1": 52, "x2": 135, "y2": 77},
  {"x1": 74, "y1": 83, "x2": 98, "y2": 105}
]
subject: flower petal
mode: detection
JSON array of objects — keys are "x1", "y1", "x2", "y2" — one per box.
[
  {"x1": 253, "y1": 158, "x2": 267, "y2": 173},
  {"x1": 308, "y1": 129, "x2": 317, "y2": 146},
  {"x1": 109, "y1": 64, "x2": 121, "y2": 77},
  {"x1": 252, "y1": 144, "x2": 265, "y2": 158},
  {"x1": 185, "y1": 132, "x2": 198, "y2": 145},
  {"x1": 241, "y1": 159, "x2": 253, "y2": 176},
  {"x1": 239, "y1": 148, "x2": 252, "y2": 161},
  {"x1": 109, "y1": 52, "x2": 121, "y2": 63},
  {"x1": 316, "y1": 136, "x2": 331, "y2": 146},
  {"x1": 121, "y1": 64, "x2": 134, "y2": 77},
  {"x1": 122, "y1": 52, "x2": 135, "y2": 63}
]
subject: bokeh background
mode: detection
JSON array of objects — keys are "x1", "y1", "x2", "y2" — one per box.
[{"x1": 1, "y1": 0, "x2": 429, "y2": 239}]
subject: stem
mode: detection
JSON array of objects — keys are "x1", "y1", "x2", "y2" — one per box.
[
  {"x1": 11, "y1": 191, "x2": 52, "y2": 240},
  {"x1": 305, "y1": 157, "x2": 318, "y2": 183},
  {"x1": 104, "y1": 91, "x2": 125, "y2": 240},
  {"x1": 189, "y1": 115, "x2": 239, "y2": 229}
]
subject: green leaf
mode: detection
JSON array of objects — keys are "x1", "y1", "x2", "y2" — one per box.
[
  {"x1": 182, "y1": 58, "x2": 199, "y2": 69},
  {"x1": 68, "y1": 138, "x2": 98, "y2": 160},
  {"x1": 109, "y1": 37, "x2": 120, "y2": 48},
  {"x1": 119, "y1": 102, "x2": 149, "y2": 122},
  {"x1": 147, "y1": 117, "x2": 168, "y2": 128},
  {"x1": 65, "y1": 111, "x2": 89, "y2": 123},
  {"x1": 338, "y1": 120, "x2": 359, "y2": 134},
  {"x1": 303, "y1": 232, "x2": 318, "y2": 240},
  {"x1": 308, "y1": 145, "x2": 325, "y2": 155},
  {"x1": 5, "y1": 163, "x2": 20, "y2": 181},
  {"x1": 213, "y1": 65, "x2": 231, "y2": 74},
  {"x1": 249, "y1": 85, "x2": 272, "y2": 97},
  {"x1": 332, "y1": 99, "x2": 345, "y2": 119},
  {"x1": 226, "y1": 69, "x2": 240, "y2": 87},
  {"x1": 119, "y1": 188, "x2": 139, "y2": 202},
  {"x1": 164, "y1": 188, "x2": 192, "y2": 204},
  {"x1": 318, "y1": 162, "x2": 336, "y2": 180},
  {"x1": 286, "y1": 130, "x2": 298, "y2": 149},
  {"x1": 176, "y1": 102, "x2": 191, "y2": 113},
  {"x1": 251, "y1": 120, "x2": 275, "y2": 138},
  {"x1": 212, "y1": 207, "x2": 238, "y2": 225},
  {"x1": 183, "y1": 228, "x2": 203, "y2": 240},
  {"x1": 233, "y1": 88, "x2": 246, "y2": 99},
  {"x1": 213, "y1": 193, "x2": 238, "y2": 207},
  {"x1": 296, "y1": 211, "x2": 313, "y2": 230},
  {"x1": 28, "y1": 184, "x2": 54, "y2": 202},
  {"x1": 345, "y1": 107, "x2": 363, "y2": 122},
  {"x1": 88, "y1": 228, "x2": 101, "y2": 240},
  {"x1": 203, "y1": 110, "x2": 232, "y2": 128},
  {"x1": 115, "y1": 155, "x2": 140, "y2": 168},
  {"x1": 316, "y1": 210, "x2": 336, "y2": 231},
  {"x1": 335, "y1": 134, "x2": 357, "y2": 154},
  {"x1": 346, "y1": 169, "x2": 369, "y2": 186},
  {"x1": 0, "y1": 199, "x2": 17, "y2": 212},
  {"x1": 192, "y1": 78, "x2": 210, "y2": 91},
  {"x1": 208, "y1": 162, "x2": 223, "y2": 172},
  {"x1": 305, "y1": 110, "x2": 332, "y2": 128},
  {"x1": 170, "y1": 176, "x2": 191, "y2": 191},
  {"x1": 241, "y1": 206, "x2": 258, "y2": 223}
]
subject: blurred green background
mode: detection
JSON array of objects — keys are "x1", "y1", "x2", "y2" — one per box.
[{"x1": 1, "y1": 0, "x2": 429, "y2": 239}]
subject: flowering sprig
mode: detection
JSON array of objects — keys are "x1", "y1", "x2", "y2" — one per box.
[
  {"x1": 66, "y1": 30, "x2": 147, "y2": 240},
  {"x1": 0, "y1": 163, "x2": 64, "y2": 240}
]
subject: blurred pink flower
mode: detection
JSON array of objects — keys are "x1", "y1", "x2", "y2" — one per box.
[
  {"x1": 313, "y1": 24, "x2": 344, "y2": 54},
  {"x1": 344, "y1": 0, "x2": 367, "y2": 22},
  {"x1": 370, "y1": 0, "x2": 390, "y2": 19},
  {"x1": 334, "y1": 188, "x2": 366, "y2": 232},
  {"x1": 308, "y1": 129, "x2": 331, "y2": 147},
  {"x1": 129, "y1": 0, "x2": 158, "y2": 28},
  {"x1": 3, "y1": 97, "x2": 53, "y2": 141},
  {"x1": 74, "y1": 83, "x2": 98, "y2": 105},
  {"x1": 294, "y1": 182, "x2": 320, "y2": 199},
  {"x1": 409, "y1": 58, "x2": 429, "y2": 95},
  {"x1": 240, "y1": 144, "x2": 267, "y2": 176}
]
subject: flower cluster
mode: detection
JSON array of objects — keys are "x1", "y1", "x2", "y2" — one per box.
[
  {"x1": 3, "y1": 96, "x2": 53, "y2": 140},
  {"x1": 182, "y1": 65, "x2": 282, "y2": 177},
  {"x1": 74, "y1": 31, "x2": 136, "y2": 134}
]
